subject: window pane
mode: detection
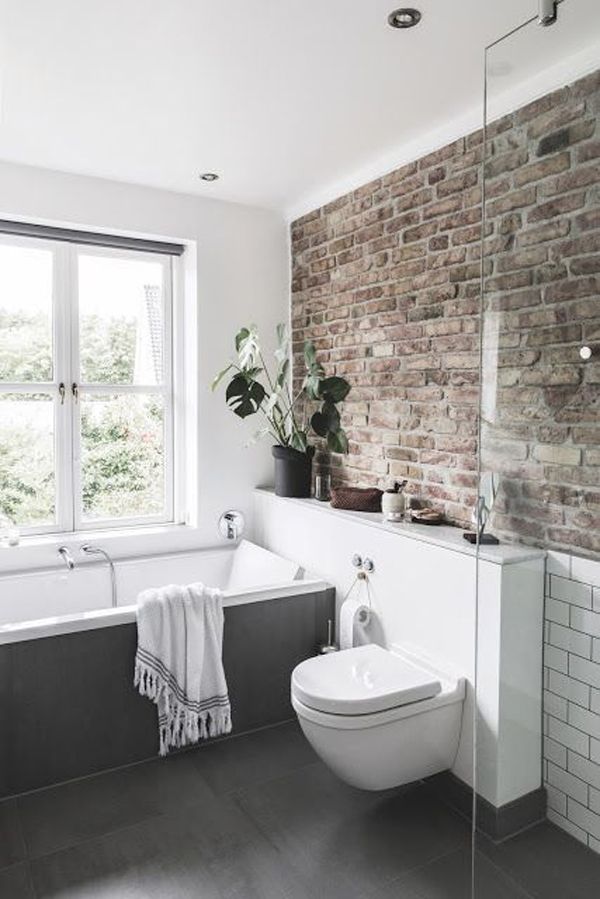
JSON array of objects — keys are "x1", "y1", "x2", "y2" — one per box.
[
  {"x1": 78, "y1": 254, "x2": 166, "y2": 385},
  {"x1": 0, "y1": 244, "x2": 53, "y2": 382},
  {"x1": 0, "y1": 394, "x2": 55, "y2": 527},
  {"x1": 80, "y1": 393, "x2": 167, "y2": 522}
]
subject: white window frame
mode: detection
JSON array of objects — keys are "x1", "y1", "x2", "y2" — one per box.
[{"x1": 0, "y1": 233, "x2": 182, "y2": 536}]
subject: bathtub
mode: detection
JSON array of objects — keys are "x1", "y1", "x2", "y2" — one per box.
[
  {"x1": 0, "y1": 540, "x2": 334, "y2": 796},
  {"x1": 0, "y1": 539, "x2": 326, "y2": 644}
]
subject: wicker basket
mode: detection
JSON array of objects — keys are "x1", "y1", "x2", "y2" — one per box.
[{"x1": 330, "y1": 486, "x2": 383, "y2": 513}]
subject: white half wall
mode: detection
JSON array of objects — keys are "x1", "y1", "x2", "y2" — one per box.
[
  {"x1": 0, "y1": 160, "x2": 288, "y2": 550},
  {"x1": 254, "y1": 488, "x2": 545, "y2": 808}
]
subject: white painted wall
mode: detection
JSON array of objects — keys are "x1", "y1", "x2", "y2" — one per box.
[
  {"x1": 477, "y1": 559, "x2": 545, "y2": 807},
  {"x1": 255, "y1": 489, "x2": 545, "y2": 808},
  {"x1": 0, "y1": 160, "x2": 288, "y2": 559}
]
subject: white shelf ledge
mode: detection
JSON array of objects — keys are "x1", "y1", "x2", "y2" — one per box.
[{"x1": 254, "y1": 488, "x2": 545, "y2": 567}]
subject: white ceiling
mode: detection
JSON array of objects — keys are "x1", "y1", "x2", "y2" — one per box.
[{"x1": 0, "y1": 0, "x2": 598, "y2": 218}]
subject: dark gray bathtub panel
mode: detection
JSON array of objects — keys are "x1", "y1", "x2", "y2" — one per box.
[
  {"x1": 0, "y1": 646, "x2": 10, "y2": 797},
  {"x1": 223, "y1": 587, "x2": 333, "y2": 733},
  {"x1": 4, "y1": 625, "x2": 157, "y2": 797},
  {"x1": 0, "y1": 587, "x2": 334, "y2": 798},
  {"x1": 0, "y1": 798, "x2": 25, "y2": 868}
]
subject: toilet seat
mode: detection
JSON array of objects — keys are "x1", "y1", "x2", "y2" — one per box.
[
  {"x1": 291, "y1": 644, "x2": 466, "y2": 790},
  {"x1": 291, "y1": 684, "x2": 465, "y2": 731},
  {"x1": 291, "y1": 643, "x2": 442, "y2": 716}
]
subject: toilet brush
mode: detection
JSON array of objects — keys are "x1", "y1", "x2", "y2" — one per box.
[{"x1": 318, "y1": 619, "x2": 339, "y2": 654}]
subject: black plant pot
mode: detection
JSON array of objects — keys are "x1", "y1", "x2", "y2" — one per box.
[{"x1": 272, "y1": 445, "x2": 313, "y2": 498}]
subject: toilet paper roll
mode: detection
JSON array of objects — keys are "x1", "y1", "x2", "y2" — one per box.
[{"x1": 339, "y1": 593, "x2": 371, "y2": 650}]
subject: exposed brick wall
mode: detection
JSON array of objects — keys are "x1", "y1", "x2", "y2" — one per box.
[
  {"x1": 291, "y1": 68, "x2": 600, "y2": 556},
  {"x1": 480, "y1": 72, "x2": 600, "y2": 557}
]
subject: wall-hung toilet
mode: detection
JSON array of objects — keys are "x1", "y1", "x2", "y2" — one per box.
[{"x1": 291, "y1": 644, "x2": 465, "y2": 791}]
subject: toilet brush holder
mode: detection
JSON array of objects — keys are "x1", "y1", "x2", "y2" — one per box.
[{"x1": 318, "y1": 619, "x2": 339, "y2": 655}]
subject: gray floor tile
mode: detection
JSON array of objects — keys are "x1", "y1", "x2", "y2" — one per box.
[
  {"x1": 373, "y1": 849, "x2": 533, "y2": 899},
  {"x1": 0, "y1": 799, "x2": 26, "y2": 869},
  {"x1": 19, "y1": 752, "x2": 214, "y2": 859},
  {"x1": 477, "y1": 822, "x2": 600, "y2": 899},
  {"x1": 31, "y1": 792, "x2": 310, "y2": 899},
  {"x1": 0, "y1": 863, "x2": 35, "y2": 899},
  {"x1": 190, "y1": 721, "x2": 318, "y2": 795},
  {"x1": 236, "y1": 762, "x2": 470, "y2": 898},
  {"x1": 2, "y1": 723, "x2": 598, "y2": 899}
]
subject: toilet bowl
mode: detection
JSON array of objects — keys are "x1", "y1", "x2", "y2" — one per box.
[{"x1": 291, "y1": 643, "x2": 465, "y2": 791}]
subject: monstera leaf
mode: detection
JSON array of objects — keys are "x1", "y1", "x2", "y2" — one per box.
[
  {"x1": 304, "y1": 339, "x2": 318, "y2": 369},
  {"x1": 211, "y1": 363, "x2": 234, "y2": 392},
  {"x1": 303, "y1": 339, "x2": 325, "y2": 399},
  {"x1": 236, "y1": 326, "x2": 261, "y2": 371},
  {"x1": 290, "y1": 430, "x2": 309, "y2": 453},
  {"x1": 319, "y1": 376, "x2": 351, "y2": 404},
  {"x1": 327, "y1": 429, "x2": 349, "y2": 454},
  {"x1": 312, "y1": 399, "x2": 348, "y2": 455},
  {"x1": 274, "y1": 323, "x2": 290, "y2": 366},
  {"x1": 225, "y1": 373, "x2": 266, "y2": 418},
  {"x1": 311, "y1": 401, "x2": 340, "y2": 437},
  {"x1": 213, "y1": 325, "x2": 352, "y2": 454}
]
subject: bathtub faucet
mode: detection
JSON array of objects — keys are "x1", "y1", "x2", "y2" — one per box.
[
  {"x1": 218, "y1": 510, "x2": 245, "y2": 541},
  {"x1": 224, "y1": 513, "x2": 237, "y2": 540},
  {"x1": 58, "y1": 546, "x2": 76, "y2": 570},
  {"x1": 81, "y1": 544, "x2": 118, "y2": 608}
]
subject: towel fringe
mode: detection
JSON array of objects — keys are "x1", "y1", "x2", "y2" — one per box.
[{"x1": 134, "y1": 657, "x2": 232, "y2": 756}]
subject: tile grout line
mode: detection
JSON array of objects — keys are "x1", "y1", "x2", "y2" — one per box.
[
  {"x1": 25, "y1": 860, "x2": 38, "y2": 899},
  {"x1": 0, "y1": 717, "x2": 299, "y2": 807},
  {"x1": 223, "y1": 758, "x2": 324, "y2": 801},
  {"x1": 18, "y1": 749, "x2": 321, "y2": 867},
  {"x1": 473, "y1": 844, "x2": 538, "y2": 899},
  {"x1": 546, "y1": 709, "x2": 599, "y2": 745},
  {"x1": 22, "y1": 808, "x2": 169, "y2": 868},
  {"x1": 373, "y1": 846, "x2": 468, "y2": 893}
]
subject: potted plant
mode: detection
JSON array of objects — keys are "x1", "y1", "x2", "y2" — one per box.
[{"x1": 212, "y1": 324, "x2": 351, "y2": 497}]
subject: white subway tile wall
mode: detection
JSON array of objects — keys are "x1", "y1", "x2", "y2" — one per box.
[{"x1": 544, "y1": 552, "x2": 600, "y2": 852}]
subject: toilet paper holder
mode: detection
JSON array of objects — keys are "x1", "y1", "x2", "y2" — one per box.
[
  {"x1": 339, "y1": 564, "x2": 373, "y2": 650},
  {"x1": 351, "y1": 553, "x2": 375, "y2": 573}
]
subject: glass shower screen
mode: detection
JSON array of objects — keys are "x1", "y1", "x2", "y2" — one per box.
[{"x1": 474, "y1": 1, "x2": 600, "y2": 897}]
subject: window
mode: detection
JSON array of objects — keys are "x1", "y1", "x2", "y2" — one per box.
[{"x1": 0, "y1": 228, "x2": 183, "y2": 535}]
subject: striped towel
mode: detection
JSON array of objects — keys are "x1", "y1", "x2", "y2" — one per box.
[{"x1": 134, "y1": 583, "x2": 231, "y2": 756}]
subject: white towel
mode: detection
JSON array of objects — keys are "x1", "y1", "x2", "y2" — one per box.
[{"x1": 134, "y1": 582, "x2": 232, "y2": 756}]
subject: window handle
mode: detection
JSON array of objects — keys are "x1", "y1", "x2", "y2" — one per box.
[
  {"x1": 71, "y1": 382, "x2": 79, "y2": 403},
  {"x1": 58, "y1": 382, "x2": 66, "y2": 405}
]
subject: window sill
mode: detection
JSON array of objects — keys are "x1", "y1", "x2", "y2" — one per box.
[{"x1": 0, "y1": 523, "x2": 208, "y2": 575}]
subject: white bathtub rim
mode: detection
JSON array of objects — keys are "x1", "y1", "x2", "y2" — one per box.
[
  {"x1": 0, "y1": 541, "x2": 276, "y2": 582},
  {"x1": 0, "y1": 577, "x2": 330, "y2": 645}
]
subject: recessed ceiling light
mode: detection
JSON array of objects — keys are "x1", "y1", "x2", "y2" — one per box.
[
  {"x1": 388, "y1": 8, "x2": 422, "y2": 29},
  {"x1": 199, "y1": 172, "x2": 219, "y2": 182}
]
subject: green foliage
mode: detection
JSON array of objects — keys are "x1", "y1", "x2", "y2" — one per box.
[
  {"x1": 225, "y1": 373, "x2": 267, "y2": 418},
  {"x1": 213, "y1": 324, "x2": 352, "y2": 456},
  {"x1": 311, "y1": 401, "x2": 340, "y2": 438},
  {"x1": 81, "y1": 394, "x2": 164, "y2": 520},
  {"x1": 0, "y1": 310, "x2": 52, "y2": 381},
  {"x1": 0, "y1": 309, "x2": 164, "y2": 527},
  {"x1": 319, "y1": 376, "x2": 351, "y2": 403},
  {"x1": 0, "y1": 395, "x2": 55, "y2": 526},
  {"x1": 80, "y1": 315, "x2": 137, "y2": 383}
]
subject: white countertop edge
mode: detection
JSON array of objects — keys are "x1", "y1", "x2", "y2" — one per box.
[{"x1": 254, "y1": 488, "x2": 546, "y2": 566}]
